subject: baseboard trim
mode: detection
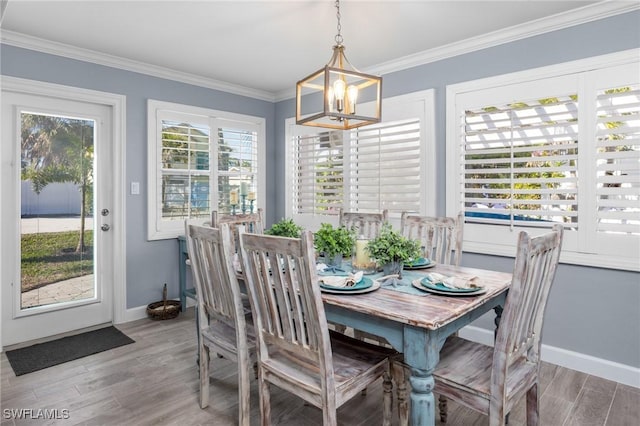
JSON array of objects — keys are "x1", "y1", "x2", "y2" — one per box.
[
  {"x1": 119, "y1": 298, "x2": 196, "y2": 324},
  {"x1": 116, "y1": 306, "x2": 639, "y2": 389},
  {"x1": 458, "y1": 325, "x2": 640, "y2": 389},
  {"x1": 120, "y1": 305, "x2": 148, "y2": 323}
]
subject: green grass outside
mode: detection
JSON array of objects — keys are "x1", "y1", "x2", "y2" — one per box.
[{"x1": 21, "y1": 230, "x2": 94, "y2": 292}]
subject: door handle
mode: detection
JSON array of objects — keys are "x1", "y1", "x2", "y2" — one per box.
[{"x1": 101, "y1": 224, "x2": 111, "y2": 231}]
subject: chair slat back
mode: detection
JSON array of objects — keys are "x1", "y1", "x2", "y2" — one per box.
[
  {"x1": 400, "y1": 212, "x2": 464, "y2": 266},
  {"x1": 339, "y1": 209, "x2": 388, "y2": 239},
  {"x1": 492, "y1": 224, "x2": 563, "y2": 394},
  {"x1": 212, "y1": 208, "x2": 265, "y2": 233},
  {"x1": 239, "y1": 230, "x2": 333, "y2": 379},
  {"x1": 186, "y1": 222, "x2": 246, "y2": 327},
  {"x1": 212, "y1": 208, "x2": 264, "y2": 252}
]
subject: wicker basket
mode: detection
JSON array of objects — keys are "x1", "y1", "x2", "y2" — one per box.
[{"x1": 146, "y1": 284, "x2": 181, "y2": 320}]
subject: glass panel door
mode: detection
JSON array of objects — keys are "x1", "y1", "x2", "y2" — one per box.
[
  {"x1": 20, "y1": 113, "x2": 96, "y2": 310},
  {"x1": 2, "y1": 85, "x2": 115, "y2": 347}
]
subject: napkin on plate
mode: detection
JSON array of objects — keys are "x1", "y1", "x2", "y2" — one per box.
[
  {"x1": 425, "y1": 272, "x2": 480, "y2": 289},
  {"x1": 319, "y1": 271, "x2": 364, "y2": 288}
]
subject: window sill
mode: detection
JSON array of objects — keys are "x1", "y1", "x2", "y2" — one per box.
[{"x1": 464, "y1": 241, "x2": 639, "y2": 272}]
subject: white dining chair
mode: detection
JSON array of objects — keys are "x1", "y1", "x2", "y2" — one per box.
[
  {"x1": 434, "y1": 224, "x2": 564, "y2": 425},
  {"x1": 335, "y1": 209, "x2": 388, "y2": 335},
  {"x1": 400, "y1": 211, "x2": 464, "y2": 266},
  {"x1": 370, "y1": 211, "x2": 464, "y2": 424},
  {"x1": 238, "y1": 229, "x2": 397, "y2": 425},
  {"x1": 338, "y1": 208, "x2": 388, "y2": 239},
  {"x1": 185, "y1": 222, "x2": 256, "y2": 426},
  {"x1": 211, "y1": 208, "x2": 265, "y2": 251}
]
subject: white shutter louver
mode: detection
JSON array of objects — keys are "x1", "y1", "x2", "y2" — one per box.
[
  {"x1": 217, "y1": 125, "x2": 259, "y2": 213},
  {"x1": 463, "y1": 95, "x2": 579, "y2": 227},
  {"x1": 293, "y1": 131, "x2": 344, "y2": 215},
  {"x1": 349, "y1": 119, "x2": 421, "y2": 214},
  {"x1": 595, "y1": 85, "x2": 640, "y2": 235},
  {"x1": 160, "y1": 119, "x2": 211, "y2": 220}
]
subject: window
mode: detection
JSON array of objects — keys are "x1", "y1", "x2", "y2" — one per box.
[
  {"x1": 348, "y1": 119, "x2": 422, "y2": 213},
  {"x1": 446, "y1": 51, "x2": 639, "y2": 270},
  {"x1": 148, "y1": 100, "x2": 265, "y2": 240},
  {"x1": 293, "y1": 130, "x2": 344, "y2": 216},
  {"x1": 462, "y1": 94, "x2": 579, "y2": 227},
  {"x1": 286, "y1": 90, "x2": 435, "y2": 230}
]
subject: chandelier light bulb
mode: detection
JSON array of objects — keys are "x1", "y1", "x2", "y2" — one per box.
[{"x1": 347, "y1": 84, "x2": 358, "y2": 114}]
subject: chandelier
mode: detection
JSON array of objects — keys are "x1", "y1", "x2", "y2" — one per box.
[{"x1": 295, "y1": 0, "x2": 382, "y2": 130}]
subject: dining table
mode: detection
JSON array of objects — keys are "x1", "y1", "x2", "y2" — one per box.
[
  {"x1": 321, "y1": 263, "x2": 512, "y2": 426},
  {"x1": 178, "y1": 236, "x2": 511, "y2": 424}
]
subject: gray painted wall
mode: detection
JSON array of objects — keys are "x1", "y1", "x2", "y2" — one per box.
[
  {"x1": 274, "y1": 11, "x2": 640, "y2": 368},
  {"x1": 1, "y1": 45, "x2": 276, "y2": 309},
  {"x1": 2, "y1": 10, "x2": 638, "y2": 369}
]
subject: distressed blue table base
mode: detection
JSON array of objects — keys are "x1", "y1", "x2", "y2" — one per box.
[
  {"x1": 324, "y1": 289, "x2": 507, "y2": 425},
  {"x1": 178, "y1": 236, "x2": 190, "y2": 312}
]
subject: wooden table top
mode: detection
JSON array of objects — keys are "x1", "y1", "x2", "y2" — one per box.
[{"x1": 321, "y1": 264, "x2": 512, "y2": 330}]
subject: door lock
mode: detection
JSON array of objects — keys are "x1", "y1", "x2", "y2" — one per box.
[
  {"x1": 101, "y1": 208, "x2": 110, "y2": 216},
  {"x1": 101, "y1": 224, "x2": 111, "y2": 231}
]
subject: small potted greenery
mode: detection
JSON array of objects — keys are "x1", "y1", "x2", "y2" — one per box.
[
  {"x1": 367, "y1": 223, "x2": 421, "y2": 277},
  {"x1": 265, "y1": 218, "x2": 303, "y2": 238},
  {"x1": 313, "y1": 223, "x2": 356, "y2": 267}
]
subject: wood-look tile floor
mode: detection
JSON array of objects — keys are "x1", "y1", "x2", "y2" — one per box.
[{"x1": 2, "y1": 308, "x2": 638, "y2": 425}]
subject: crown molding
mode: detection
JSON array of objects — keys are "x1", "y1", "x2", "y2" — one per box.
[
  {"x1": 274, "y1": 1, "x2": 640, "y2": 102},
  {"x1": 0, "y1": 30, "x2": 277, "y2": 102},
  {"x1": 1, "y1": 1, "x2": 637, "y2": 104}
]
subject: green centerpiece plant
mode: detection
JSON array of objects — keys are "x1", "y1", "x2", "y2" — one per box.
[
  {"x1": 367, "y1": 223, "x2": 421, "y2": 277},
  {"x1": 313, "y1": 223, "x2": 356, "y2": 267},
  {"x1": 265, "y1": 218, "x2": 303, "y2": 238}
]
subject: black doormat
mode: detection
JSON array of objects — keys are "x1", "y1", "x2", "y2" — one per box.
[{"x1": 5, "y1": 326, "x2": 134, "y2": 376}]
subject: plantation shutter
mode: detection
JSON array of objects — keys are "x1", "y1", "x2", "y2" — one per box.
[
  {"x1": 463, "y1": 95, "x2": 579, "y2": 227},
  {"x1": 292, "y1": 130, "x2": 344, "y2": 215},
  {"x1": 595, "y1": 85, "x2": 640, "y2": 235},
  {"x1": 159, "y1": 118, "x2": 211, "y2": 220},
  {"x1": 347, "y1": 119, "x2": 421, "y2": 214},
  {"x1": 216, "y1": 120, "x2": 260, "y2": 213}
]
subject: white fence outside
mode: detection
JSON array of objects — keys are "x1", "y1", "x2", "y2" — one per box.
[{"x1": 21, "y1": 180, "x2": 82, "y2": 216}]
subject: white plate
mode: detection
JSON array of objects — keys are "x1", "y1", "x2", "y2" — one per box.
[
  {"x1": 320, "y1": 281, "x2": 381, "y2": 295},
  {"x1": 411, "y1": 280, "x2": 486, "y2": 296}
]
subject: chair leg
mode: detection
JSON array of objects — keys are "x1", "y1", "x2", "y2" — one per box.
[
  {"x1": 438, "y1": 395, "x2": 448, "y2": 423},
  {"x1": 238, "y1": 356, "x2": 251, "y2": 426},
  {"x1": 382, "y1": 371, "x2": 393, "y2": 426},
  {"x1": 356, "y1": 328, "x2": 369, "y2": 396},
  {"x1": 526, "y1": 383, "x2": 539, "y2": 426},
  {"x1": 199, "y1": 344, "x2": 210, "y2": 408},
  {"x1": 259, "y1": 373, "x2": 271, "y2": 426},
  {"x1": 391, "y1": 361, "x2": 409, "y2": 426},
  {"x1": 322, "y1": 397, "x2": 338, "y2": 425}
]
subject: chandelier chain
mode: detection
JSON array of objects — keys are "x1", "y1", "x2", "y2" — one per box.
[{"x1": 334, "y1": 0, "x2": 343, "y2": 45}]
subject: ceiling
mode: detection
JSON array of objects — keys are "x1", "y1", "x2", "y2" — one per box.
[{"x1": 1, "y1": 1, "x2": 634, "y2": 100}]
